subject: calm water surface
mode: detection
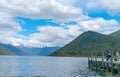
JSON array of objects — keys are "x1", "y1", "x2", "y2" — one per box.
[{"x1": 0, "y1": 56, "x2": 103, "y2": 77}]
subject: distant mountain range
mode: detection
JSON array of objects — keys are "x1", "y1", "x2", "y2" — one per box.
[
  {"x1": 50, "y1": 30, "x2": 120, "y2": 57},
  {"x1": 0, "y1": 43, "x2": 60, "y2": 56},
  {"x1": 16, "y1": 46, "x2": 60, "y2": 56}
]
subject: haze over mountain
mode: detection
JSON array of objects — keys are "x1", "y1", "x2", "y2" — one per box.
[{"x1": 50, "y1": 30, "x2": 120, "y2": 57}]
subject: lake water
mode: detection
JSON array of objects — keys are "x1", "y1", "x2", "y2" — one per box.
[{"x1": 0, "y1": 56, "x2": 103, "y2": 77}]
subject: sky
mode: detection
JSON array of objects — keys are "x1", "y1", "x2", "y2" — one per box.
[{"x1": 0, "y1": 0, "x2": 120, "y2": 47}]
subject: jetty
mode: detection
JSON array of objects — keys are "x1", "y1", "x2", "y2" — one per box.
[{"x1": 88, "y1": 50, "x2": 120, "y2": 76}]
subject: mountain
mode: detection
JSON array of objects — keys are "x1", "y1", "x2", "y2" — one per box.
[
  {"x1": 17, "y1": 46, "x2": 60, "y2": 56},
  {"x1": 50, "y1": 31, "x2": 118, "y2": 57},
  {"x1": 38, "y1": 47, "x2": 60, "y2": 55},
  {"x1": 0, "y1": 45, "x2": 15, "y2": 55},
  {"x1": 0, "y1": 43, "x2": 25, "y2": 55}
]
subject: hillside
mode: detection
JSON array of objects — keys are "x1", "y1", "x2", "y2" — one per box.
[
  {"x1": 109, "y1": 30, "x2": 120, "y2": 50},
  {"x1": 0, "y1": 46, "x2": 15, "y2": 55},
  {"x1": 109, "y1": 30, "x2": 120, "y2": 39},
  {"x1": 0, "y1": 43, "x2": 26, "y2": 55},
  {"x1": 50, "y1": 31, "x2": 118, "y2": 57}
]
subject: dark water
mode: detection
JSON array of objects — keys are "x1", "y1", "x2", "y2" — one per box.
[{"x1": 0, "y1": 56, "x2": 103, "y2": 77}]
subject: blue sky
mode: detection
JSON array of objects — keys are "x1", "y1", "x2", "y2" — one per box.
[
  {"x1": 0, "y1": 0, "x2": 120, "y2": 47},
  {"x1": 88, "y1": 9, "x2": 120, "y2": 21},
  {"x1": 15, "y1": 17, "x2": 59, "y2": 36}
]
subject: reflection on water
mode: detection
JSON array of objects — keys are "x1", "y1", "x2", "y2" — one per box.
[{"x1": 0, "y1": 56, "x2": 103, "y2": 77}]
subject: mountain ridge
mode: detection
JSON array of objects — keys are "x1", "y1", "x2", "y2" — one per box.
[{"x1": 0, "y1": 43, "x2": 60, "y2": 56}]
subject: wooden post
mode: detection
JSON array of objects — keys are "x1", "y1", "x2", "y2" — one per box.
[
  {"x1": 88, "y1": 56, "x2": 90, "y2": 68},
  {"x1": 105, "y1": 62, "x2": 109, "y2": 72},
  {"x1": 91, "y1": 53, "x2": 93, "y2": 67},
  {"x1": 117, "y1": 64, "x2": 120, "y2": 76},
  {"x1": 89, "y1": 50, "x2": 120, "y2": 76},
  {"x1": 95, "y1": 53, "x2": 98, "y2": 70},
  {"x1": 111, "y1": 50, "x2": 114, "y2": 74},
  {"x1": 102, "y1": 52, "x2": 104, "y2": 69},
  {"x1": 91, "y1": 53, "x2": 92, "y2": 61}
]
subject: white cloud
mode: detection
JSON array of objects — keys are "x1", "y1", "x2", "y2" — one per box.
[
  {"x1": 78, "y1": 18, "x2": 120, "y2": 34},
  {"x1": 28, "y1": 26, "x2": 81, "y2": 47},
  {"x1": 81, "y1": 0, "x2": 120, "y2": 16},
  {"x1": 100, "y1": 0, "x2": 120, "y2": 16},
  {"x1": 0, "y1": 12, "x2": 22, "y2": 44},
  {"x1": 0, "y1": 0, "x2": 88, "y2": 22},
  {"x1": 0, "y1": 12, "x2": 21, "y2": 33},
  {"x1": 1, "y1": 25, "x2": 82, "y2": 47}
]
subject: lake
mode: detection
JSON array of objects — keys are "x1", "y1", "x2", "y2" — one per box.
[{"x1": 0, "y1": 56, "x2": 103, "y2": 77}]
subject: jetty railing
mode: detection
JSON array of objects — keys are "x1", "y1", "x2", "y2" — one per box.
[{"x1": 88, "y1": 50, "x2": 120, "y2": 76}]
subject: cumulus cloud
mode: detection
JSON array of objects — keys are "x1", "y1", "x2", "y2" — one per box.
[
  {"x1": 28, "y1": 25, "x2": 82, "y2": 47},
  {"x1": 0, "y1": 12, "x2": 22, "y2": 44},
  {"x1": 78, "y1": 18, "x2": 120, "y2": 34},
  {"x1": 7, "y1": 25, "x2": 82, "y2": 47},
  {"x1": 0, "y1": 0, "x2": 88, "y2": 22},
  {"x1": 100, "y1": 0, "x2": 120, "y2": 16},
  {"x1": 82, "y1": 0, "x2": 120, "y2": 16},
  {"x1": 0, "y1": 12, "x2": 21, "y2": 32}
]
